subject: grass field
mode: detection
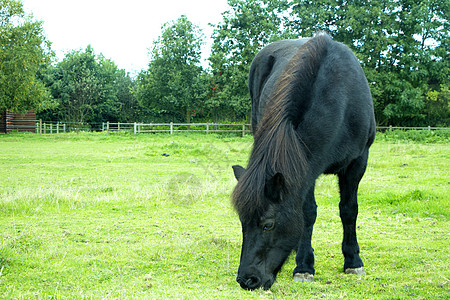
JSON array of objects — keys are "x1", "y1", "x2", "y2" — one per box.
[{"x1": 0, "y1": 132, "x2": 449, "y2": 299}]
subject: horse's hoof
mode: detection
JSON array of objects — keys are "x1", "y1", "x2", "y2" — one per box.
[
  {"x1": 345, "y1": 267, "x2": 366, "y2": 275},
  {"x1": 293, "y1": 273, "x2": 314, "y2": 282}
]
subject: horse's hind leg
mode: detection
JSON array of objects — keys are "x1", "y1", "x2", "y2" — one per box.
[
  {"x1": 338, "y1": 151, "x2": 369, "y2": 275},
  {"x1": 293, "y1": 185, "x2": 316, "y2": 282}
]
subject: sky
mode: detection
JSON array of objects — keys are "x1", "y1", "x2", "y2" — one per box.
[{"x1": 21, "y1": 0, "x2": 230, "y2": 75}]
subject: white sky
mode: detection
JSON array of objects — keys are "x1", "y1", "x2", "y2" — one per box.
[{"x1": 21, "y1": 0, "x2": 230, "y2": 75}]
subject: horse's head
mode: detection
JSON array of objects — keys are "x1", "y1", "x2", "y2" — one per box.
[{"x1": 232, "y1": 165, "x2": 303, "y2": 290}]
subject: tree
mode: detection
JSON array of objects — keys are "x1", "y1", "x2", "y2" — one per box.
[
  {"x1": 40, "y1": 46, "x2": 135, "y2": 123},
  {"x1": 285, "y1": 0, "x2": 449, "y2": 126},
  {"x1": 208, "y1": 0, "x2": 293, "y2": 121},
  {"x1": 425, "y1": 84, "x2": 450, "y2": 126},
  {"x1": 135, "y1": 15, "x2": 205, "y2": 123},
  {"x1": 209, "y1": 0, "x2": 448, "y2": 126},
  {"x1": 114, "y1": 69, "x2": 146, "y2": 122},
  {"x1": 0, "y1": 0, "x2": 53, "y2": 113}
]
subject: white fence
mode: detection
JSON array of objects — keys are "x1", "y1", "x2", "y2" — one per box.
[
  {"x1": 36, "y1": 121, "x2": 252, "y2": 136},
  {"x1": 104, "y1": 122, "x2": 251, "y2": 136},
  {"x1": 4, "y1": 120, "x2": 450, "y2": 135},
  {"x1": 376, "y1": 126, "x2": 448, "y2": 131}
]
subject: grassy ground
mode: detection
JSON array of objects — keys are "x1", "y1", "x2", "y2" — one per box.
[{"x1": 0, "y1": 132, "x2": 448, "y2": 299}]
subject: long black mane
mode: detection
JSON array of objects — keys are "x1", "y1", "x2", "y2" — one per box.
[{"x1": 232, "y1": 34, "x2": 331, "y2": 220}]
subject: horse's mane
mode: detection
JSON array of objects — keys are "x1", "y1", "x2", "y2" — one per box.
[{"x1": 233, "y1": 33, "x2": 331, "y2": 220}]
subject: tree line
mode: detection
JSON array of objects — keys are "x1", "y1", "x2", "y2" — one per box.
[{"x1": 1, "y1": 0, "x2": 448, "y2": 126}]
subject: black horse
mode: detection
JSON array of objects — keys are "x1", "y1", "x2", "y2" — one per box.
[{"x1": 232, "y1": 33, "x2": 376, "y2": 290}]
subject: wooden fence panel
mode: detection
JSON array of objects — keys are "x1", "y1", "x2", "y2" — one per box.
[{"x1": 0, "y1": 110, "x2": 37, "y2": 133}]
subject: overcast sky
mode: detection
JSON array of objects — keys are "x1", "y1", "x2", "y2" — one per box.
[{"x1": 22, "y1": 0, "x2": 230, "y2": 74}]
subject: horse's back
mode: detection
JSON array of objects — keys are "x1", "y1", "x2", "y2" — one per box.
[{"x1": 249, "y1": 34, "x2": 376, "y2": 176}]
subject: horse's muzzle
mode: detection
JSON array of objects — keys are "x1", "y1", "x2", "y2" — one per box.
[{"x1": 236, "y1": 275, "x2": 261, "y2": 290}]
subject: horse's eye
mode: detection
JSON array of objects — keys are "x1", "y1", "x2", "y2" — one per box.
[{"x1": 262, "y1": 221, "x2": 275, "y2": 231}]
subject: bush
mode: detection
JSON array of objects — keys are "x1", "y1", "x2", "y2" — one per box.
[{"x1": 376, "y1": 129, "x2": 450, "y2": 143}]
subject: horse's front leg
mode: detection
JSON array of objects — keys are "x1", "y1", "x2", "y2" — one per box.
[
  {"x1": 293, "y1": 185, "x2": 317, "y2": 282},
  {"x1": 338, "y1": 152, "x2": 369, "y2": 275}
]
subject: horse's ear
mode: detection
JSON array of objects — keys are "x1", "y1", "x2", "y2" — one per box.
[
  {"x1": 232, "y1": 165, "x2": 246, "y2": 181},
  {"x1": 265, "y1": 173, "x2": 285, "y2": 202}
]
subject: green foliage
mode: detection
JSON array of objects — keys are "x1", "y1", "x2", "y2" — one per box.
[
  {"x1": 376, "y1": 128, "x2": 450, "y2": 143},
  {"x1": 284, "y1": 0, "x2": 449, "y2": 126},
  {"x1": 206, "y1": 0, "x2": 449, "y2": 126},
  {"x1": 208, "y1": 0, "x2": 294, "y2": 121},
  {"x1": 113, "y1": 69, "x2": 146, "y2": 122},
  {"x1": 426, "y1": 84, "x2": 450, "y2": 126},
  {"x1": 135, "y1": 16, "x2": 205, "y2": 123},
  {"x1": 0, "y1": 0, "x2": 53, "y2": 113},
  {"x1": 39, "y1": 46, "x2": 138, "y2": 123},
  {"x1": 2, "y1": 0, "x2": 448, "y2": 126}
]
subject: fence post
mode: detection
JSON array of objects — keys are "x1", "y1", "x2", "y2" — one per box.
[
  {"x1": 134, "y1": 122, "x2": 137, "y2": 135},
  {"x1": 118, "y1": 122, "x2": 121, "y2": 131},
  {"x1": 206, "y1": 123, "x2": 209, "y2": 134},
  {"x1": 102, "y1": 122, "x2": 104, "y2": 132},
  {"x1": 39, "y1": 119, "x2": 42, "y2": 134},
  {"x1": 106, "y1": 121, "x2": 110, "y2": 135},
  {"x1": 170, "y1": 122, "x2": 173, "y2": 134},
  {"x1": 64, "y1": 124, "x2": 66, "y2": 133},
  {"x1": 389, "y1": 125, "x2": 393, "y2": 131},
  {"x1": 242, "y1": 123, "x2": 245, "y2": 137},
  {"x1": 428, "y1": 126, "x2": 431, "y2": 131},
  {"x1": 57, "y1": 122, "x2": 59, "y2": 134}
]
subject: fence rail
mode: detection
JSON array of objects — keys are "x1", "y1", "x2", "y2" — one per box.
[
  {"x1": 5, "y1": 120, "x2": 253, "y2": 136},
  {"x1": 3, "y1": 120, "x2": 449, "y2": 135},
  {"x1": 104, "y1": 122, "x2": 252, "y2": 136},
  {"x1": 376, "y1": 126, "x2": 449, "y2": 131}
]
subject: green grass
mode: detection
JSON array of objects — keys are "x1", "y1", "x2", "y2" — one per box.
[{"x1": 0, "y1": 132, "x2": 449, "y2": 299}]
